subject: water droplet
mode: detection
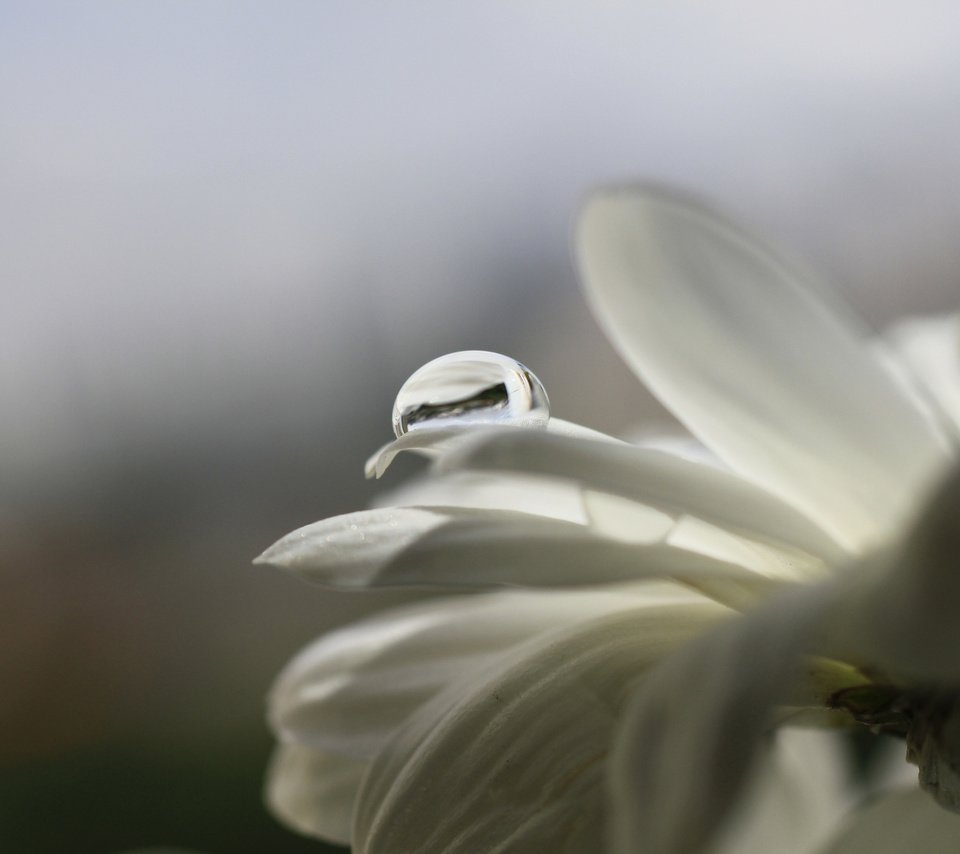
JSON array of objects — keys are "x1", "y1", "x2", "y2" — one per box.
[{"x1": 392, "y1": 351, "x2": 550, "y2": 438}]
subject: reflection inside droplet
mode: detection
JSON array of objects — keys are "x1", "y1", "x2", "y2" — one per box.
[{"x1": 392, "y1": 351, "x2": 550, "y2": 438}]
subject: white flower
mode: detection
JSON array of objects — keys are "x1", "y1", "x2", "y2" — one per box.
[{"x1": 256, "y1": 187, "x2": 960, "y2": 853}]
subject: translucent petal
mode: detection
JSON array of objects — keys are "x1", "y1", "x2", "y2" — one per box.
[
  {"x1": 265, "y1": 744, "x2": 366, "y2": 844},
  {"x1": 444, "y1": 430, "x2": 843, "y2": 563},
  {"x1": 352, "y1": 602, "x2": 729, "y2": 854},
  {"x1": 365, "y1": 417, "x2": 622, "y2": 479},
  {"x1": 364, "y1": 426, "x2": 465, "y2": 480},
  {"x1": 882, "y1": 313, "x2": 960, "y2": 440},
  {"x1": 825, "y1": 463, "x2": 960, "y2": 682},
  {"x1": 665, "y1": 515, "x2": 829, "y2": 584},
  {"x1": 577, "y1": 187, "x2": 948, "y2": 551},
  {"x1": 818, "y1": 788, "x2": 960, "y2": 854},
  {"x1": 270, "y1": 585, "x2": 700, "y2": 761},
  {"x1": 582, "y1": 490, "x2": 676, "y2": 544},
  {"x1": 373, "y1": 470, "x2": 587, "y2": 524},
  {"x1": 609, "y1": 583, "x2": 835, "y2": 854},
  {"x1": 610, "y1": 464, "x2": 960, "y2": 854},
  {"x1": 254, "y1": 506, "x2": 448, "y2": 586},
  {"x1": 257, "y1": 504, "x2": 768, "y2": 592},
  {"x1": 626, "y1": 429, "x2": 725, "y2": 467},
  {"x1": 709, "y1": 729, "x2": 854, "y2": 854}
]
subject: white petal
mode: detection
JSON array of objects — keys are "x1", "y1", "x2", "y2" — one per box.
[
  {"x1": 364, "y1": 426, "x2": 462, "y2": 479},
  {"x1": 583, "y1": 496, "x2": 807, "y2": 609},
  {"x1": 365, "y1": 417, "x2": 623, "y2": 479},
  {"x1": 545, "y1": 416, "x2": 628, "y2": 443},
  {"x1": 373, "y1": 470, "x2": 587, "y2": 524},
  {"x1": 626, "y1": 429, "x2": 725, "y2": 467},
  {"x1": 352, "y1": 601, "x2": 729, "y2": 854},
  {"x1": 254, "y1": 506, "x2": 448, "y2": 585},
  {"x1": 882, "y1": 313, "x2": 960, "y2": 440},
  {"x1": 665, "y1": 515, "x2": 829, "y2": 584},
  {"x1": 270, "y1": 585, "x2": 701, "y2": 761},
  {"x1": 710, "y1": 729, "x2": 854, "y2": 854},
  {"x1": 610, "y1": 465, "x2": 960, "y2": 854},
  {"x1": 258, "y1": 504, "x2": 767, "y2": 592},
  {"x1": 818, "y1": 788, "x2": 960, "y2": 854},
  {"x1": 444, "y1": 429, "x2": 843, "y2": 563},
  {"x1": 609, "y1": 582, "x2": 836, "y2": 854},
  {"x1": 577, "y1": 187, "x2": 948, "y2": 551},
  {"x1": 265, "y1": 743, "x2": 366, "y2": 844},
  {"x1": 583, "y1": 490, "x2": 676, "y2": 544},
  {"x1": 825, "y1": 464, "x2": 960, "y2": 682}
]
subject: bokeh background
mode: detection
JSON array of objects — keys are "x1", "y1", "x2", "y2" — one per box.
[{"x1": 3, "y1": 2, "x2": 959, "y2": 851}]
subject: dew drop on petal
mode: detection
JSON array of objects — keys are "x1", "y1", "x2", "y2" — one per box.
[{"x1": 392, "y1": 351, "x2": 550, "y2": 438}]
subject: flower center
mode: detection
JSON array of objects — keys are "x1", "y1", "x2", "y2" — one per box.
[
  {"x1": 907, "y1": 692, "x2": 960, "y2": 813},
  {"x1": 831, "y1": 683, "x2": 960, "y2": 813}
]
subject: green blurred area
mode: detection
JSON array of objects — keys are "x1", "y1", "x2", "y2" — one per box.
[{"x1": 0, "y1": 735, "x2": 344, "y2": 854}]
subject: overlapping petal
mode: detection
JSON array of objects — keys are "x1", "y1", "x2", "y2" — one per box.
[
  {"x1": 269, "y1": 585, "x2": 694, "y2": 760},
  {"x1": 255, "y1": 506, "x2": 447, "y2": 587},
  {"x1": 365, "y1": 417, "x2": 622, "y2": 479},
  {"x1": 708, "y1": 729, "x2": 853, "y2": 854},
  {"x1": 610, "y1": 464, "x2": 960, "y2": 854},
  {"x1": 443, "y1": 429, "x2": 842, "y2": 564},
  {"x1": 609, "y1": 582, "x2": 835, "y2": 854},
  {"x1": 822, "y1": 464, "x2": 960, "y2": 682},
  {"x1": 352, "y1": 601, "x2": 729, "y2": 854},
  {"x1": 262, "y1": 185, "x2": 960, "y2": 853},
  {"x1": 577, "y1": 187, "x2": 950, "y2": 551},
  {"x1": 257, "y1": 504, "x2": 776, "y2": 594},
  {"x1": 373, "y1": 470, "x2": 587, "y2": 524}
]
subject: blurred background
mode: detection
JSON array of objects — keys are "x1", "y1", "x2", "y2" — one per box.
[{"x1": 2, "y1": 2, "x2": 959, "y2": 851}]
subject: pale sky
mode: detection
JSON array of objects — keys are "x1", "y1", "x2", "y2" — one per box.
[{"x1": 3, "y1": 1, "x2": 960, "y2": 483}]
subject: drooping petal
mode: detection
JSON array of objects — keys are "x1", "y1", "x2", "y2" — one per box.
[
  {"x1": 817, "y1": 789, "x2": 960, "y2": 854},
  {"x1": 365, "y1": 417, "x2": 622, "y2": 479},
  {"x1": 365, "y1": 426, "x2": 464, "y2": 479},
  {"x1": 256, "y1": 504, "x2": 768, "y2": 593},
  {"x1": 265, "y1": 743, "x2": 366, "y2": 844},
  {"x1": 576, "y1": 187, "x2": 949, "y2": 551},
  {"x1": 444, "y1": 430, "x2": 843, "y2": 563},
  {"x1": 270, "y1": 584, "x2": 702, "y2": 761},
  {"x1": 352, "y1": 601, "x2": 730, "y2": 854}
]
